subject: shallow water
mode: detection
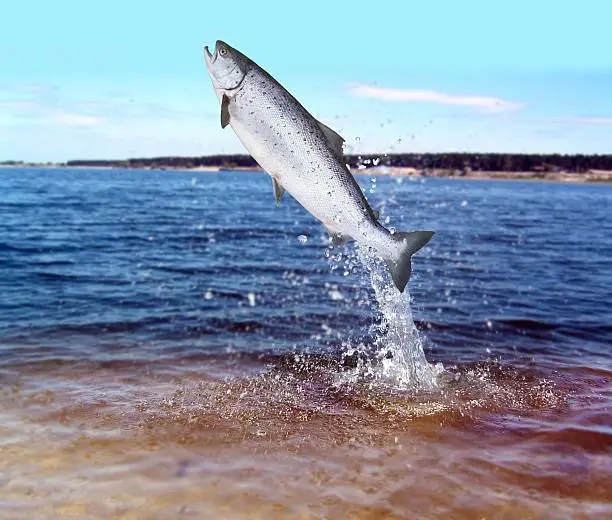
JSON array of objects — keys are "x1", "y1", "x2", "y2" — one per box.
[{"x1": 0, "y1": 167, "x2": 610, "y2": 519}]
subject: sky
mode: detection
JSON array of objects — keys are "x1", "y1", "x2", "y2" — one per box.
[{"x1": 1, "y1": 0, "x2": 611, "y2": 161}]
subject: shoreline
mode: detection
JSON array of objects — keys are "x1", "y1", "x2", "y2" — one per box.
[
  {"x1": 363, "y1": 166, "x2": 612, "y2": 183},
  {"x1": 2, "y1": 164, "x2": 612, "y2": 183}
]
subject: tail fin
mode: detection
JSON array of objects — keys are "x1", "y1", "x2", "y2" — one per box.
[{"x1": 384, "y1": 231, "x2": 435, "y2": 293}]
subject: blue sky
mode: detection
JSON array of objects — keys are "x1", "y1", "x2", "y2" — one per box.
[{"x1": 1, "y1": 0, "x2": 610, "y2": 161}]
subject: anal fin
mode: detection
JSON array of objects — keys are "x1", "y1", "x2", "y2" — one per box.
[
  {"x1": 324, "y1": 224, "x2": 351, "y2": 247},
  {"x1": 330, "y1": 233, "x2": 351, "y2": 247},
  {"x1": 272, "y1": 177, "x2": 285, "y2": 206}
]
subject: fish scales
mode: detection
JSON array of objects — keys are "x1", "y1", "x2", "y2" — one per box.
[
  {"x1": 230, "y1": 67, "x2": 372, "y2": 233},
  {"x1": 204, "y1": 40, "x2": 434, "y2": 292}
]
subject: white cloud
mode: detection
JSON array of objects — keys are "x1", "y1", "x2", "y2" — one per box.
[
  {"x1": 0, "y1": 100, "x2": 36, "y2": 110},
  {"x1": 0, "y1": 83, "x2": 221, "y2": 161},
  {"x1": 48, "y1": 111, "x2": 105, "y2": 127},
  {"x1": 349, "y1": 84, "x2": 522, "y2": 113},
  {"x1": 0, "y1": 100, "x2": 104, "y2": 128},
  {"x1": 0, "y1": 83, "x2": 213, "y2": 130},
  {"x1": 549, "y1": 116, "x2": 612, "y2": 126},
  {"x1": 0, "y1": 83, "x2": 56, "y2": 93}
]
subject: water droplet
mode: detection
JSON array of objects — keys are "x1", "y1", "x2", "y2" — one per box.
[
  {"x1": 328, "y1": 289, "x2": 344, "y2": 301},
  {"x1": 204, "y1": 290, "x2": 214, "y2": 300},
  {"x1": 461, "y1": 200, "x2": 468, "y2": 207},
  {"x1": 355, "y1": 136, "x2": 361, "y2": 142},
  {"x1": 247, "y1": 292, "x2": 256, "y2": 307},
  {"x1": 297, "y1": 235, "x2": 308, "y2": 244}
]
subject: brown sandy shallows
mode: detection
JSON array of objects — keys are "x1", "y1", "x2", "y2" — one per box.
[
  {"x1": 358, "y1": 167, "x2": 612, "y2": 183},
  {"x1": 0, "y1": 356, "x2": 610, "y2": 520}
]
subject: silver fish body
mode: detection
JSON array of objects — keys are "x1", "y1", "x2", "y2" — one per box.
[{"x1": 204, "y1": 40, "x2": 433, "y2": 292}]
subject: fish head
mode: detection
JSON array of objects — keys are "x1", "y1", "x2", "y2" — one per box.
[{"x1": 204, "y1": 40, "x2": 249, "y2": 90}]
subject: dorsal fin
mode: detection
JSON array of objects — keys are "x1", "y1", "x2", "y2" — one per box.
[{"x1": 316, "y1": 120, "x2": 345, "y2": 160}]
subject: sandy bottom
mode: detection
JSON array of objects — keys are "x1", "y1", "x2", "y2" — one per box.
[{"x1": 0, "y1": 356, "x2": 610, "y2": 519}]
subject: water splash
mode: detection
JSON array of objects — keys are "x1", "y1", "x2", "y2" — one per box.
[
  {"x1": 362, "y1": 247, "x2": 442, "y2": 389},
  {"x1": 333, "y1": 245, "x2": 443, "y2": 391}
]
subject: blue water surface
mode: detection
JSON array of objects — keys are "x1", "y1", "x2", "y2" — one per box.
[{"x1": 1, "y1": 168, "x2": 610, "y2": 371}]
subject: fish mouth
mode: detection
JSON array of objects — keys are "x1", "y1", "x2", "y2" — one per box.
[{"x1": 204, "y1": 44, "x2": 217, "y2": 65}]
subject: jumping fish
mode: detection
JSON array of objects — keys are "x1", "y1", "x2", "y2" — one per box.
[{"x1": 203, "y1": 40, "x2": 434, "y2": 292}]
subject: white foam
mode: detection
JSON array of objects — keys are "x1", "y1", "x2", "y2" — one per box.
[{"x1": 335, "y1": 246, "x2": 443, "y2": 391}]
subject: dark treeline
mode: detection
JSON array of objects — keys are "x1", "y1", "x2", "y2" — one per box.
[
  {"x1": 66, "y1": 155, "x2": 259, "y2": 169},
  {"x1": 64, "y1": 153, "x2": 612, "y2": 172}
]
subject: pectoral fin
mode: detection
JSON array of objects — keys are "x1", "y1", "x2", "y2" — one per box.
[
  {"x1": 221, "y1": 94, "x2": 231, "y2": 129},
  {"x1": 316, "y1": 120, "x2": 345, "y2": 160},
  {"x1": 272, "y1": 177, "x2": 285, "y2": 206}
]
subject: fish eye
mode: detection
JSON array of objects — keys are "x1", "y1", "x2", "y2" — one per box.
[{"x1": 219, "y1": 48, "x2": 227, "y2": 56}]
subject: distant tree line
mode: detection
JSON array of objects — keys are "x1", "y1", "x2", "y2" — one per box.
[
  {"x1": 0, "y1": 160, "x2": 25, "y2": 166},
  {"x1": 65, "y1": 155, "x2": 259, "y2": 169},
  {"x1": 63, "y1": 152, "x2": 612, "y2": 172},
  {"x1": 349, "y1": 153, "x2": 612, "y2": 173}
]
